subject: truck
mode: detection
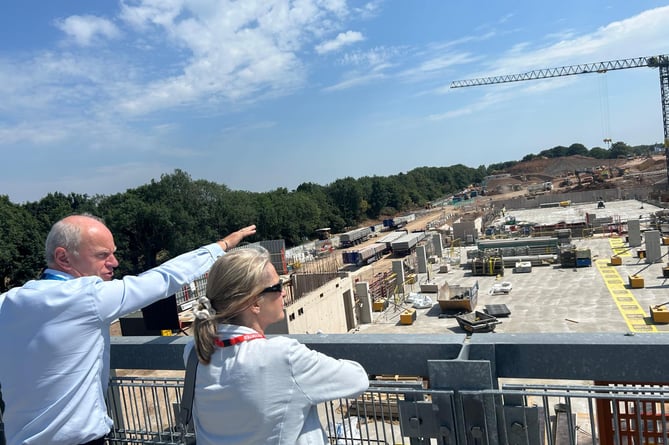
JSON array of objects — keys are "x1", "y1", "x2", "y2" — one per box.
[
  {"x1": 342, "y1": 243, "x2": 387, "y2": 266},
  {"x1": 377, "y1": 230, "x2": 408, "y2": 250},
  {"x1": 527, "y1": 182, "x2": 553, "y2": 194},
  {"x1": 390, "y1": 232, "x2": 426, "y2": 256},
  {"x1": 382, "y1": 214, "x2": 415, "y2": 230},
  {"x1": 339, "y1": 227, "x2": 372, "y2": 247}
]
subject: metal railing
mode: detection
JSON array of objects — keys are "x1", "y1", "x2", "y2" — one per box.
[
  {"x1": 105, "y1": 376, "x2": 669, "y2": 444},
  {"x1": 107, "y1": 333, "x2": 669, "y2": 444},
  {"x1": 107, "y1": 375, "x2": 186, "y2": 445},
  {"x1": 106, "y1": 378, "x2": 435, "y2": 445}
]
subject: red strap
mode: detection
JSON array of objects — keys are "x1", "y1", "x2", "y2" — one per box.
[{"x1": 215, "y1": 332, "x2": 265, "y2": 348}]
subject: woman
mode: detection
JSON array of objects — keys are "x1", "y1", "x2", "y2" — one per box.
[{"x1": 187, "y1": 247, "x2": 369, "y2": 444}]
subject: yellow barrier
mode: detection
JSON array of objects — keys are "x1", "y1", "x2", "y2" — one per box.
[
  {"x1": 628, "y1": 275, "x2": 644, "y2": 289},
  {"x1": 400, "y1": 309, "x2": 417, "y2": 325}
]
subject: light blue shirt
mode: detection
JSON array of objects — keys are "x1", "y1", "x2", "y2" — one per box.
[
  {"x1": 0, "y1": 242, "x2": 224, "y2": 445},
  {"x1": 184, "y1": 325, "x2": 369, "y2": 445}
]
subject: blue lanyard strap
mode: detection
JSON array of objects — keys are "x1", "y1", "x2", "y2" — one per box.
[{"x1": 40, "y1": 272, "x2": 69, "y2": 281}]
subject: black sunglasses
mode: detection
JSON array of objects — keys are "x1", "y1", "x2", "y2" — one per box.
[{"x1": 261, "y1": 280, "x2": 283, "y2": 294}]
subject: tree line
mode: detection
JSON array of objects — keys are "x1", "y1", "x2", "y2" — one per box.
[
  {"x1": 0, "y1": 165, "x2": 485, "y2": 291},
  {"x1": 0, "y1": 141, "x2": 659, "y2": 292},
  {"x1": 487, "y1": 141, "x2": 661, "y2": 173}
]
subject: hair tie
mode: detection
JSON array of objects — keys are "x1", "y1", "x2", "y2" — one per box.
[{"x1": 193, "y1": 296, "x2": 216, "y2": 320}]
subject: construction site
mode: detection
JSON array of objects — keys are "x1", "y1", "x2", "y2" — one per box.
[
  {"x1": 102, "y1": 53, "x2": 669, "y2": 444},
  {"x1": 110, "y1": 156, "x2": 669, "y2": 445},
  {"x1": 108, "y1": 186, "x2": 669, "y2": 445}
]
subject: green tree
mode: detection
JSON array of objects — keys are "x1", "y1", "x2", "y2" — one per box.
[
  {"x1": 97, "y1": 192, "x2": 173, "y2": 275},
  {"x1": 366, "y1": 177, "x2": 392, "y2": 218},
  {"x1": 610, "y1": 142, "x2": 631, "y2": 159},
  {"x1": 326, "y1": 177, "x2": 364, "y2": 226},
  {"x1": 24, "y1": 192, "x2": 96, "y2": 235},
  {"x1": 295, "y1": 182, "x2": 344, "y2": 232},
  {"x1": 538, "y1": 145, "x2": 569, "y2": 158},
  {"x1": 567, "y1": 143, "x2": 588, "y2": 156},
  {"x1": 0, "y1": 196, "x2": 43, "y2": 292},
  {"x1": 589, "y1": 146, "x2": 609, "y2": 159}
]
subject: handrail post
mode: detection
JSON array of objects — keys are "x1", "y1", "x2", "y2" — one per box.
[{"x1": 428, "y1": 342, "x2": 499, "y2": 445}]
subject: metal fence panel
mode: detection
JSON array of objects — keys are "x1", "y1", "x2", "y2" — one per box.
[{"x1": 106, "y1": 377, "x2": 669, "y2": 445}]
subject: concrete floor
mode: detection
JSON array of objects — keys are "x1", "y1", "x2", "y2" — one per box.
[{"x1": 357, "y1": 199, "x2": 669, "y2": 335}]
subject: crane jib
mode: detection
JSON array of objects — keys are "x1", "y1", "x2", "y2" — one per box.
[
  {"x1": 450, "y1": 55, "x2": 669, "y2": 88},
  {"x1": 450, "y1": 54, "x2": 669, "y2": 187}
]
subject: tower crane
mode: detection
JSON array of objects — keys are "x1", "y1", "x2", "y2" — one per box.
[{"x1": 450, "y1": 55, "x2": 669, "y2": 186}]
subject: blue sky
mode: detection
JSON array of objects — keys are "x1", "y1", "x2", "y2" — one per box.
[{"x1": 1, "y1": 1, "x2": 668, "y2": 203}]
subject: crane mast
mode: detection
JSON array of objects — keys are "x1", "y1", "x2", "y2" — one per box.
[{"x1": 450, "y1": 55, "x2": 669, "y2": 187}]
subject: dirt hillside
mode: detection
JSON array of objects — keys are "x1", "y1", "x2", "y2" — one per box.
[
  {"x1": 484, "y1": 154, "x2": 666, "y2": 195},
  {"x1": 504, "y1": 154, "x2": 664, "y2": 177}
]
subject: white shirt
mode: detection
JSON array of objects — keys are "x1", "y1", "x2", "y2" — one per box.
[
  {"x1": 184, "y1": 325, "x2": 369, "y2": 445},
  {"x1": 0, "y1": 242, "x2": 223, "y2": 445}
]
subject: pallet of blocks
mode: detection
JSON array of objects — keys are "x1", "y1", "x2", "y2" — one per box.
[
  {"x1": 346, "y1": 376, "x2": 426, "y2": 419},
  {"x1": 560, "y1": 246, "x2": 591, "y2": 268}
]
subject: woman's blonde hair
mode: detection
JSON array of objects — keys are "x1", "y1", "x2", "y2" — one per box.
[{"x1": 192, "y1": 247, "x2": 271, "y2": 364}]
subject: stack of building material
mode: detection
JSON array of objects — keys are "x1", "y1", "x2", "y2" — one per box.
[
  {"x1": 471, "y1": 255, "x2": 504, "y2": 276},
  {"x1": 560, "y1": 246, "x2": 592, "y2": 268}
]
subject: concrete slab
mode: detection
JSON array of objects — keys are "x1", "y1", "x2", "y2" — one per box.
[{"x1": 357, "y1": 200, "x2": 669, "y2": 335}]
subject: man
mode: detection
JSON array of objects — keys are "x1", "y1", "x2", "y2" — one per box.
[{"x1": 0, "y1": 214, "x2": 256, "y2": 445}]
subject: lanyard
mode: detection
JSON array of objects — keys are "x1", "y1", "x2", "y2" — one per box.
[
  {"x1": 215, "y1": 332, "x2": 265, "y2": 348},
  {"x1": 40, "y1": 272, "x2": 70, "y2": 281}
]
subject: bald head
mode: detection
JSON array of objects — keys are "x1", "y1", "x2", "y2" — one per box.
[{"x1": 45, "y1": 214, "x2": 119, "y2": 281}]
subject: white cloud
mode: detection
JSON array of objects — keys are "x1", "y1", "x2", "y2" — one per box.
[
  {"x1": 322, "y1": 71, "x2": 384, "y2": 92},
  {"x1": 399, "y1": 51, "x2": 480, "y2": 81},
  {"x1": 498, "y1": 13, "x2": 514, "y2": 24},
  {"x1": 0, "y1": 51, "x2": 136, "y2": 122},
  {"x1": 438, "y1": 2, "x2": 669, "y2": 123},
  {"x1": 353, "y1": 0, "x2": 382, "y2": 19},
  {"x1": 428, "y1": 6, "x2": 669, "y2": 128},
  {"x1": 113, "y1": 0, "x2": 355, "y2": 115},
  {"x1": 0, "y1": 121, "x2": 69, "y2": 145},
  {"x1": 427, "y1": 90, "x2": 509, "y2": 121},
  {"x1": 55, "y1": 15, "x2": 121, "y2": 46},
  {"x1": 339, "y1": 46, "x2": 401, "y2": 68},
  {"x1": 482, "y1": 5, "x2": 669, "y2": 77},
  {"x1": 315, "y1": 30, "x2": 364, "y2": 54}
]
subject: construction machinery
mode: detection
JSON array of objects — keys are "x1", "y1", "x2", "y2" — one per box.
[{"x1": 450, "y1": 55, "x2": 669, "y2": 187}]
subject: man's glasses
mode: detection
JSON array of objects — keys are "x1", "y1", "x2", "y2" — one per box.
[{"x1": 261, "y1": 280, "x2": 283, "y2": 294}]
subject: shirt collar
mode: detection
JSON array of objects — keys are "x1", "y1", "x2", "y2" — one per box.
[
  {"x1": 217, "y1": 324, "x2": 259, "y2": 337},
  {"x1": 40, "y1": 268, "x2": 74, "y2": 281}
]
